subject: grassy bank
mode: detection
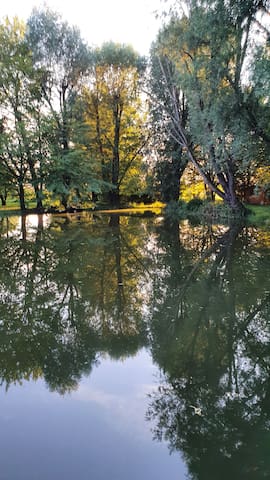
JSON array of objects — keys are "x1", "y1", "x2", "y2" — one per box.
[
  {"x1": 245, "y1": 205, "x2": 270, "y2": 226},
  {"x1": 0, "y1": 199, "x2": 164, "y2": 217},
  {"x1": 1, "y1": 197, "x2": 270, "y2": 226}
]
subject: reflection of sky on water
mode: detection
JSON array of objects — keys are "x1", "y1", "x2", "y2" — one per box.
[
  {"x1": 0, "y1": 214, "x2": 52, "y2": 239},
  {"x1": 0, "y1": 349, "x2": 187, "y2": 480}
]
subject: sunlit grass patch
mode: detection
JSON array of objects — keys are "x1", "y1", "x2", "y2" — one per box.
[
  {"x1": 97, "y1": 201, "x2": 165, "y2": 215},
  {"x1": 129, "y1": 200, "x2": 164, "y2": 210}
]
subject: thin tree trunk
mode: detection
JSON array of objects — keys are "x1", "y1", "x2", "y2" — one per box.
[
  {"x1": 94, "y1": 99, "x2": 109, "y2": 183},
  {"x1": 111, "y1": 98, "x2": 123, "y2": 206},
  {"x1": 18, "y1": 182, "x2": 26, "y2": 211},
  {"x1": 0, "y1": 191, "x2": 7, "y2": 206},
  {"x1": 14, "y1": 106, "x2": 44, "y2": 211},
  {"x1": 60, "y1": 85, "x2": 70, "y2": 209},
  {"x1": 21, "y1": 215, "x2": 27, "y2": 241}
]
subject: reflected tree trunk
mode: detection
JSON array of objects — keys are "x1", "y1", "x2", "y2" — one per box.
[
  {"x1": 109, "y1": 215, "x2": 125, "y2": 323},
  {"x1": 21, "y1": 215, "x2": 27, "y2": 241}
]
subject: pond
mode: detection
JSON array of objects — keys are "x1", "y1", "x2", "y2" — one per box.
[{"x1": 0, "y1": 212, "x2": 270, "y2": 479}]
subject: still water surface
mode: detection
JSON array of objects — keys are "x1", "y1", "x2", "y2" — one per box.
[{"x1": 0, "y1": 212, "x2": 270, "y2": 479}]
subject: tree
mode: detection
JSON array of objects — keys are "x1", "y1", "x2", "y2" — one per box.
[
  {"x1": 79, "y1": 42, "x2": 147, "y2": 205},
  {"x1": 0, "y1": 157, "x2": 16, "y2": 206},
  {"x1": 26, "y1": 7, "x2": 93, "y2": 208},
  {"x1": 148, "y1": 39, "x2": 188, "y2": 202},
  {"x1": 0, "y1": 17, "x2": 48, "y2": 210},
  {"x1": 45, "y1": 147, "x2": 103, "y2": 208},
  {"x1": 248, "y1": 36, "x2": 270, "y2": 155},
  {"x1": 151, "y1": 0, "x2": 270, "y2": 213}
]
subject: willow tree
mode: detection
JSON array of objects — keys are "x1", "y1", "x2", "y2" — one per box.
[
  {"x1": 152, "y1": 0, "x2": 270, "y2": 213},
  {"x1": 79, "y1": 42, "x2": 147, "y2": 205}
]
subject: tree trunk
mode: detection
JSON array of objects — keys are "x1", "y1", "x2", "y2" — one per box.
[
  {"x1": 61, "y1": 84, "x2": 69, "y2": 152},
  {"x1": 60, "y1": 85, "x2": 71, "y2": 210},
  {"x1": 0, "y1": 194, "x2": 7, "y2": 206},
  {"x1": 36, "y1": 194, "x2": 43, "y2": 210},
  {"x1": 111, "y1": 97, "x2": 122, "y2": 206},
  {"x1": 159, "y1": 146, "x2": 187, "y2": 202},
  {"x1": 32, "y1": 181, "x2": 43, "y2": 210},
  {"x1": 109, "y1": 189, "x2": 120, "y2": 207},
  {"x1": 94, "y1": 98, "x2": 109, "y2": 183},
  {"x1": 26, "y1": 153, "x2": 43, "y2": 210},
  {"x1": 61, "y1": 194, "x2": 68, "y2": 210},
  {"x1": 21, "y1": 215, "x2": 27, "y2": 241},
  {"x1": 14, "y1": 106, "x2": 44, "y2": 211},
  {"x1": 223, "y1": 167, "x2": 247, "y2": 215},
  {"x1": 18, "y1": 183, "x2": 26, "y2": 211},
  {"x1": 109, "y1": 215, "x2": 125, "y2": 318},
  {"x1": 92, "y1": 192, "x2": 99, "y2": 202}
]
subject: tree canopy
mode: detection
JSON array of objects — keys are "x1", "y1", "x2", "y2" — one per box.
[
  {"x1": 0, "y1": 2, "x2": 269, "y2": 213},
  {"x1": 147, "y1": 0, "x2": 270, "y2": 212}
]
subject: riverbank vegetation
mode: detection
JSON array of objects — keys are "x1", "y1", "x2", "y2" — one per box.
[{"x1": 0, "y1": 1, "x2": 270, "y2": 220}]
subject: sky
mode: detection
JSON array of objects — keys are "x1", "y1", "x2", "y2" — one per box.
[{"x1": 0, "y1": 0, "x2": 164, "y2": 55}]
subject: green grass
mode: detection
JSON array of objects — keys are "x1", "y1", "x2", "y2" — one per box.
[
  {"x1": 0, "y1": 199, "x2": 36, "y2": 209},
  {"x1": 245, "y1": 204, "x2": 270, "y2": 226},
  {"x1": 0, "y1": 196, "x2": 41, "y2": 217}
]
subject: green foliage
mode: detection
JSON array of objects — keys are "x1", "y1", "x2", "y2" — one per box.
[
  {"x1": 0, "y1": 16, "x2": 50, "y2": 210},
  {"x1": 186, "y1": 197, "x2": 204, "y2": 211},
  {"x1": 77, "y1": 41, "x2": 147, "y2": 203},
  {"x1": 26, "y1": 7, "x2": 91, "y2": 85},
  {"x1": 164, "y1": 197, "x2": 247, "y2": 223},
  {"x1": 1, "y1": 2, "x2": 270, "y2": 212},
  {"x1": 151, "y1": 1, "x2": 270, "y2": 210},
  {"x1": 94, "y1": 41, "x2": 146, "y2": 72},
  {"x1": 164, "y1": 200, "x2": 187, "y2": 221},
  {"x1": 148, "y1": 41, "x2": 188, "y2": 202},
  {"x1": 46, "y1": 149, "x2": 106, "y2": 207},
  {"x1": 199, "y1": 201, "x2": 247, "y2": 221},
  {"x1": 0, "y1": 12, "x2": 147, "y2": 210}
]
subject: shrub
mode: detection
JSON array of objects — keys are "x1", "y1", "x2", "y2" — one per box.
[
  {"x1": 186, "y1": 198, "x2": 204, "y2": 211},
  {"x1": 164, "y1": 200, "x2": 186, "y2": 221}
]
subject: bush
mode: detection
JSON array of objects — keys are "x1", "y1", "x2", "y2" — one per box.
[
  {"x1": 186, "y1": 198, "x2": 204, "y2": 211},
  {"x1": 199, "y1": 201, "x2": 247, "y2": 221},
  {"x1": 164, "y1": 198, "x2": 247, "y2": 224},
  {"x1": 164, "y1": 200, "x2": 186, "y2": 221}
]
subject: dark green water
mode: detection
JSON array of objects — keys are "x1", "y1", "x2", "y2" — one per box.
[{"x1": 0, "y1": 212, "x2": 270, "y2": 479}]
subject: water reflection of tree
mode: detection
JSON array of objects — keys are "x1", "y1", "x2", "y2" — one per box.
[
  {"x1": 0, "y1": 213, "x2": 152, "y2": 393},
  {"x1": 2, "y1": 213, "x2": 270, "y2": 477},
  {"x1": 147, "y1": 222, "x2": 270, "y2": 480}
]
